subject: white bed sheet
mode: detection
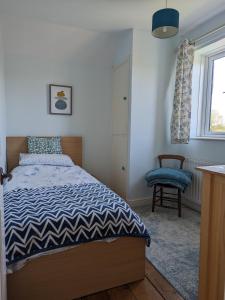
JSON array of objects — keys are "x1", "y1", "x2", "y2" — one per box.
[{"x1": 4, "y1": 165, "x2": 99, "y2": 193}]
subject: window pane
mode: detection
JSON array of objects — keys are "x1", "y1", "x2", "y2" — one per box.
[{"x1": 210, "y1": 56, "x2": 225, "y2": 132}]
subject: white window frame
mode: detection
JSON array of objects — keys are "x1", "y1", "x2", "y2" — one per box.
[
  {"x1": 191, "y1": 38, "x2": 225, "y2": 140},
  {"x1": 202, "y1": 50, "x2": 225, "y2": 137}
]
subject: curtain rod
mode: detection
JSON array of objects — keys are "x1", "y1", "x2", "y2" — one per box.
[{"x1": 190, "y1": 23, "x2": 225, "y2": 45}]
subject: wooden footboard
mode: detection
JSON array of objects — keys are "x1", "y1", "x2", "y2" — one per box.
[{"x1": 7, "y1": 237, "x2": 145, "y2": 300}]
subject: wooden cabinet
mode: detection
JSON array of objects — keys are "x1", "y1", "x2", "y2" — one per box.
[{"x1": 197, "y1": 165, "x2": 225, "y2": 300}]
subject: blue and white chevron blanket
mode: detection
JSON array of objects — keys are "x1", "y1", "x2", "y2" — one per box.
[{"x1": 4, "y1": 183, "x2": 150, "y2": 266}]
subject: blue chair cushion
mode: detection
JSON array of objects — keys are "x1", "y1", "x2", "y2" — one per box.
[{"x1": 145, "y1": 167, "x2": 193, "y2": 192}]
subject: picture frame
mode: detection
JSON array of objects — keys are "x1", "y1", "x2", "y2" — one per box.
[{"x1": 49, "y1": 84, "x2": 72, "y2": 115}]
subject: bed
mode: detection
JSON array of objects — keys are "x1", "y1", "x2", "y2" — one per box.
[{"x1": 4, "y1": 136, "x2": 150, "y2": 300}]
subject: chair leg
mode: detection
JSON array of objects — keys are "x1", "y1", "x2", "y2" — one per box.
[
  {"x1": 152, "y1": 185, "x2": 157, "y2": 212},
  {"x1": 160, "y1": 187, "x2": 163, "y2": 206},
  {"x1": 178, "y1": 189, "x2": 182, "y2": 217}
]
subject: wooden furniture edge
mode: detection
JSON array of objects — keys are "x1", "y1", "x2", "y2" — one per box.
[
  {"x1": 198, "y1": 167, "x2": 225, "y2": 300},
  {"x1": 196, "y1": 165, "x2": 225, "y2": 177},
  {"x1": 6, "y1": 136, "x2": 83, "y2": 172},
  {"x1": 7, "y1": 237, "x2": 145, "y2": 300},
  {"x1": 158, "y1": 154, "x2": 185, "y2": 168}
]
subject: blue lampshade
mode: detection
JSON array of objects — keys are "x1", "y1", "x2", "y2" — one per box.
[{"x1": 152, "y1": 8, "x2": 179, "y2": 39}]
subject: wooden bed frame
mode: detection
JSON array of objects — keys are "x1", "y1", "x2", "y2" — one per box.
[
  {"x1": 6, "y1": 136, "x2": 145, "y2": 300},
  {"x1": 6, "y1": 136, "x2": 83, "y2": 172}
]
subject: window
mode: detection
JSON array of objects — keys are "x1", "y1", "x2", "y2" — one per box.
[
  {"x1": 209, "y1": 53, "x2": 225, "y2": 133},
  {"x1": 191, "y1": 38, "x2": 225, "y2": 139}
]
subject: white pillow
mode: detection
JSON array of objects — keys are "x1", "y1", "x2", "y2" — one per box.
[{"x1": 19, "y1": 153, "x2": 75, "y2": 167}]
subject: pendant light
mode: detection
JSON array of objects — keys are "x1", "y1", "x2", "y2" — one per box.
[{"x1": 152, "y1": 0, "x2": 179, "y2": 39}]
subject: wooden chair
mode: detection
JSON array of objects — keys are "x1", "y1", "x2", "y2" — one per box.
[{"x1": 152, "y1": 155, "x2": 185, "y2": 217}]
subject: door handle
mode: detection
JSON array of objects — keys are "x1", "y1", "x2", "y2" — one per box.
[{"x1": 0, "y1": 167, "x2": 12, "y2": 185}]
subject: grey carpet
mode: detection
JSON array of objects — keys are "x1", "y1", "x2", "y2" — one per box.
[{"x1": 134, "y1": 205, "x2": 200, "y2": 300}]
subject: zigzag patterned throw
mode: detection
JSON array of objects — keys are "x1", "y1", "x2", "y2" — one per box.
[{"x1": 4, "y1": 183, "x2": 150, "y2": 265}]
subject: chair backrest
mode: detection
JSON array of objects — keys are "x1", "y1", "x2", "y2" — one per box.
[{"x1": 158, "y1": 154, "x2": 185, "y2": 169}]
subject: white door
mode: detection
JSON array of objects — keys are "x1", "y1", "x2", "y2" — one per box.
[
  {"x1": 111, "y1": 60, "x2": 130, "y2": 198},
  {"x1": 112, "y1": 60, "x2": 129, "y2": 136},
  {"x1": 112, "y1": 135, "x2": 128, "y2": 198},
  {"x1": 0, "y1": 171, "x2": 6, "y2": 300}
]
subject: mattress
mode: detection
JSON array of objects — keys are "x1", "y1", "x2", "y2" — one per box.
[{"x1": 4, "y1": 165, "x2": 150, "y2": 273}]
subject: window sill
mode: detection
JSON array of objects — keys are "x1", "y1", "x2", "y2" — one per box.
[{"x1": 190, "y1": 136, "x2": 225, "y2": 141}]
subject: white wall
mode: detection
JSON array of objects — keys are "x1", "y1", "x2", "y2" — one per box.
[
  {"x1": 7, "y1": 13, "x2": 223, "y2": 202},
  {"x1": 0, "y1": 26, "x2": 6, "y2": 171},
  {"x1": 112, "y1": 29, "x2": 133, "y2": 67},
  {"x1": 5, "y1": 57, "x2": 112, "y2": 183},
  {"x1": 3, "y1": 17, "x2": 115, "y2": 184},
  {"x1": 164, "y1": 11, "x2": 225, "y2": 164},
  {"x1": 128, "y1": 29, "x2": 176, "y2": 200}
]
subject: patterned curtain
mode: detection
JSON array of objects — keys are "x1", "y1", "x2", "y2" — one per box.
[{"x1": 171, "y1": 39, "x2": 194, "y2": 144}]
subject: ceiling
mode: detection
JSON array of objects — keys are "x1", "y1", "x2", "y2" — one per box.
[{"x1": 1, "y1": 0, "x2": 225, "y2": 34}]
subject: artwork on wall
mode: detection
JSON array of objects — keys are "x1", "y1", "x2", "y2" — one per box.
[{"x1": 49, "y1": 84, "x2": 72, "y2": 115}]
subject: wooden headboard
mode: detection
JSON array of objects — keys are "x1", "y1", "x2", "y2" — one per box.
[{"x1": 6, "y1": 136, "x2": 82, "y2": 172}]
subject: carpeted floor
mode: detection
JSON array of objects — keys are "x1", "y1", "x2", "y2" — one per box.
[{"x1": 135, "y1": 204, "x2": 200, "y2": 300}]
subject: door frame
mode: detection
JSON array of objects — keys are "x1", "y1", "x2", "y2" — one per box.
[{"x1": 0, "y1": 171, "x2": 6, "y2": 300}]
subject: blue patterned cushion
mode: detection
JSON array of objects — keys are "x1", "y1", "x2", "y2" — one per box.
[
  {"x1": 145, "y1": 168, "x2": 192, "y2": 191},
  {"x1": 27, "y1": 137, "x2": 62, "y2": 154}
]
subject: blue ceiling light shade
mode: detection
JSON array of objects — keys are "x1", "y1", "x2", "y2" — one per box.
[{"x1": 152, "y1": 7, "x2": 179, "y2": 39}]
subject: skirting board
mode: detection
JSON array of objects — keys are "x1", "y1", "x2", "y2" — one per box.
[
  {"x1": 128, "y1": 196, "x2": 201, "y2": 212},
  {"x1": 183, "y1": 197, "x2": 201, "y2": 212}
]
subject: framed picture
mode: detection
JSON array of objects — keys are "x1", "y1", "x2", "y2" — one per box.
[{"x1": 49, "y1": 84, "x2": 72, "y2": 115}]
